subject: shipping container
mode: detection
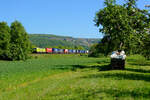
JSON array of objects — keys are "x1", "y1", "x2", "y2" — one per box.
[
  {"x1": 46, "y1": 48, "x2": 52, "y2": 53},
  {"x1": 76, "y1": 50, "x2": 80, "y2": 54},
  {"x1": 86, "y1": 50, "x2": 89, "y2": 53},
  {"x1": 52, "y1": 48, "x2": 59, "y2": 53},
  {"x1": 80, "y1": 50, "x2": 84, "y2": 53},
  {"x1": 64, "y1": 49, "x2": 68, "y2": 53},
  {"x1": 68, "y1": 49, "x2": 73, "y2": 53},
  {"x1": 57, "y1": 49, "x2": 64, "y2": 53},
  {"x1": 73, "y1": 50, "x2": 76, "y2": 53}
]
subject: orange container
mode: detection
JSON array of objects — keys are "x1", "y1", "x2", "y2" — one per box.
[{"x1": 46, "y1": 48, "x2": 52, "y2": 53}]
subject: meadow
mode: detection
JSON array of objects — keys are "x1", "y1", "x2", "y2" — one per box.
[{"x1": 0, "y1": 54, "x2": 150, "y2": 100}]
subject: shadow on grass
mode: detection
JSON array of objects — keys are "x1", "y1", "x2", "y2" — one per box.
[
  {"x1": 71, "y1": 64, "x2": 112, "y2": 71},
  {"x1": 49, "y1": 64, "x2": 112, "y2": 71},
  {"x1": 82, "y1": 71, "x2": 150, "y2": 82},
  {"x1": 128, "y1": 63, "x2": 150, "y2": 66},
  {"x1": 125, "y1": 68, "x2": 150, "y2": 73},
  {"x1": 96, "y1": 60, "x2": 110, "y2": 64}
]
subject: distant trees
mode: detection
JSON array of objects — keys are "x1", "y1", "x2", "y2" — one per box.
[
  {"x1": 88, "y1": 43, "x2": 100, "y2": 57},
  {"x1": 0, "y1": 21, "x2": 31, "y2": 61},
  {"x1": 93, "y1": 0, "x2": 150, "y2": 59}
]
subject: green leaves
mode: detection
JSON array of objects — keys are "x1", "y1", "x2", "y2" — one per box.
[
  {"x1": 0, "y1": 22, "x2": 10, "y2": 60},
  {"x1": 9, "y1": 21, "x2": 31, "y2": 61},
  {"x1": 0, "y1": 21, "x2": 31, "y2": 61},
  {"x1": 94, "y1": 0, "x2": 150, "y2": 57}
]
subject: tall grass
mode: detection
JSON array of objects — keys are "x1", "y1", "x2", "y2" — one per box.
[{"x1": 0, "y1": 54, "x2": 150, "y2": 100}]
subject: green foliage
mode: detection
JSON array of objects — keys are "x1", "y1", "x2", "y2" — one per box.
[
  {"x1": 0, "y1": 21, "x2": 31, "y2": 61},
  {"x1": 141, "y1": 34, "x2": 150, "y2": 60},
  {"x1": 88, "y1": 43, "x2": 101, "y2": 57},
  {"x1": 104, "y1": 0, "x2": 116, "y2": 6},
  {"x1": 9, "y1": 21, "x2": 31, "y2": 60},
  {"x1": 94, "y1": 0, "x2": 150, "y2": 58},
  {"x1": 0, "y1": 22, "x2": 10, "y2": 60}
]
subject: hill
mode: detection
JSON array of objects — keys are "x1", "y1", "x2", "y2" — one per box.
[{"x1": 29, "y1": 34, "x2": 100, "y2": 49}]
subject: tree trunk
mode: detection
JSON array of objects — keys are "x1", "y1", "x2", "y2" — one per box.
[{"x1": 119, "y1": 42, "x2": 123, "y2": 49}]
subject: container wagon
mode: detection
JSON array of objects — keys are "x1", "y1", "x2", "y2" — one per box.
[
  {"x1": 57, "y1": 49, "x2": 64, "y2": 54},
  {"x1": 64, "y1": 49, "x2": 68, "y2": 54},
  {"x1": 46, "y1": 48, "x2": 52, "y2": 53},
  {"x1": 68, "y1": 49, "x2": 73, "y2": 54},
  {"x1": 52, "y1": 48, "x2": 59, "y2": 54}
]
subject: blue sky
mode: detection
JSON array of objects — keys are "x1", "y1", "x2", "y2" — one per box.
[{"x1": 0, "y1": 0, "x2": 149, "y2": 38}]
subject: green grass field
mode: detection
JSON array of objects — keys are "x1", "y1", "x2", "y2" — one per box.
[{"x1": 0, "y1": 54, "x2": 150, "y2": 100}]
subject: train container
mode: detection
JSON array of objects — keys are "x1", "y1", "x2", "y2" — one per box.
[
  {"x1": 77, "y1": 50, "x2": 80, "y2": 53},
  {"x1": 80, "y1": 50, "x2": 83, "y2": 53},
  {"x1": 79, "y1": 50, "x2": 82, "y2": 53},
  {"x1": 58, "y1": 49, "x2": 64, "y2": 54},
  {"x1": 81, "y1": 50, "x2": 85, "y2": 53},
  {"x1": 71, "y1": 50, "x2": 74, "y2": 53},
  {"x1": 86, "y1": 50, "x2": 89, "y2": 53},
  {"x1": 80, "y1": 50, "x2": 84, "y2": 53},
  {"x1": 46, "y1": 48, "x2": 52, "y2": 53},
  {"x1": 52, "y1": 48, "x2": 59, "y2": 53},
  {"x1": 73, "y1": 50, "x2": 76, "y2": 53},
  {"x1": 57, "y1": 49, "x2": 60, "y2": 53},
  {"x1": 83, "y1": 50, "x2": 86, "y2": 53},
  {"x1": 36, "y1": 48, "x2": 46, "y2": 53},
  {"x1": 64, "y1": 49, "x2": 68, "y2": 54},
  {"x1": 68, "y1": 49, "x2": 73, "y2": 53}
]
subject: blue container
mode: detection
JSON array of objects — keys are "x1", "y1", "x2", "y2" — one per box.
[
  {"x1": 80, "y1": 50, "x2": 84, "y2": 53},
  {"x1": 58, "y1": 49, "x2": 64, "y2": 53},
  {"x1": 68, "y1": 49, "x2": 73, "y2": 53},
  {"x1": 52, "y1": 48, "x2": 59, "y2": 53},
  {"x1": 77, "y1": 50, "x2": 80, "y2": 53},
  {"x1": 73, "y1": 50, "x2": 76, "y2": 53},
  {"x1": 83, "y1": 50, "x2": 86, "y2": 53},
  {"x1": 76, "y1": 50, "x2": 79, "y2": 53}
]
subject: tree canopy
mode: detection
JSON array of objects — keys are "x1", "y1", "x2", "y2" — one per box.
[
  {"x1": 9, "y1": 21, "x2": 31, "y2": 60},
  {"x1": 93, "y1": 0, "x2": 150, "y2": 58},
  {"x1": 0, "y1": 22, "x2": 10, "y2": 60},
  {"x1": 0, "y1": 21, "x2": 31, "y2": 61}
]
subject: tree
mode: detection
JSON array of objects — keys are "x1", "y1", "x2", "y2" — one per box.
[
  {"x1": 9, "y1": 21, "x2": 31, "y2": 60},
  {"x1": 94, "y1": 0, "x2": 150, "y2": 55},
  {"x1": 141, "y1": 34, "x2": 150, "y2": 60},
  {"x1": 95, "y1": 0, "x2": 129, "y2": 51},
  {"x1": 0, "y1": 22, "x2": 10, "y2": 60}
]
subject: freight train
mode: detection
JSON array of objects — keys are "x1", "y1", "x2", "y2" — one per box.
[{"x1": 33, "y1": 48, "x2": 89, "y2": 54}]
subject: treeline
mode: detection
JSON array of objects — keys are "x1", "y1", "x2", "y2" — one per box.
[
  {"x1": 0, "y1": 21, "x2": 31, "y2": 61},
  {"x1": 89, "y1": 0, "x2": 150, "y2": 59}
]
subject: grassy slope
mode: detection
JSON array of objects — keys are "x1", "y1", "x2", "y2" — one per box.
[{"x1": 0, "y1": 55, "x2": 150, "y2": 100}]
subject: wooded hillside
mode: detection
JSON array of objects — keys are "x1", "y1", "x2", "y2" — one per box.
[{"x1": 29, "y1": 34, "x2": 100, "y2": 49}]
